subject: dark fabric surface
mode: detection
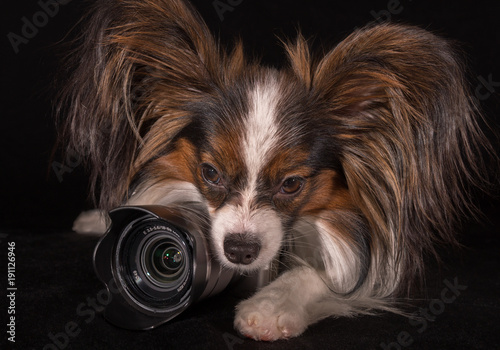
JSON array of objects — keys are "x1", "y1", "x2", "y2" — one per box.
[{"x1": 2, "y1": 206, "x2": 499, "y2": 349}]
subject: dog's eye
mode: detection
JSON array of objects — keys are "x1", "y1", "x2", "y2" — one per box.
[
  {"x1": 201, "y1": 164, "x2": 222, "y2": 185},
  {"x1": 280, "y1": 177, "x2": 304, "y2": 195}
]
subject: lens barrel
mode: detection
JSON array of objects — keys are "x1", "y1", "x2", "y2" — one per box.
[
  {"x1": 93, "y1": 205, "x2": 236, "y2": 330},
  {"x1": 117, "y1": 216, "x2": 195, "y2": 309}
]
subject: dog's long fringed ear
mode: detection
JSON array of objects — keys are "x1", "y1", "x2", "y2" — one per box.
[
  {"x1": 307, "y1": 24, "x2": 496, "y2": 286},
  {"x1": 57, "y1": 0, "x2": 221, "y2": 209}
]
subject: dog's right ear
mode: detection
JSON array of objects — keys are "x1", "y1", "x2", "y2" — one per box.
[{"x1": 56, "y1": 0, "x2": 225, "y2": 209}]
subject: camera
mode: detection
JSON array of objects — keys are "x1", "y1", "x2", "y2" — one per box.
[{"x1": 93, "y1": 205, "x2": 274, "y2": 330}]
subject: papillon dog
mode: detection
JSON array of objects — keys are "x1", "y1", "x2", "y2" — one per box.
[{"x1": 58, "y1": 0, "x2": 496, "y2": 341}]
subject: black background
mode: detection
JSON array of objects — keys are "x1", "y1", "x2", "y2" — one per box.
[
  {"x1": 1, "y1": 0, "x2": 499, "y2": 229},
  {"x1": 1, "y1": 1, "x2": 499, "y2": 349}
]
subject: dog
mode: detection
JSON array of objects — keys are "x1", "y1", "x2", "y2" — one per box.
[{"x1": 57, "y1": 0, "x2": 496, "y2": 341}]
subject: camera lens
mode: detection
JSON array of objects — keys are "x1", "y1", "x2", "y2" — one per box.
[
  {"x1": 116, "y1": 216, "x2": 194, "y2": 308},
  {"x1": 94, "y1": 205, "x2": 248, "y2": 329},
  {"x1": 146, "y1": 240, "x2": 185, "y2": 284}
]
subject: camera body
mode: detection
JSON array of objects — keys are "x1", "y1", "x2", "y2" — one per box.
[{"x1": 94, "y1": 205, "x2": 274, "y2": 330}]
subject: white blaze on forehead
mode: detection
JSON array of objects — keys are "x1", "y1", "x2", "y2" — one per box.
[
  {"x1": 210, "y1": 77, "x2": 284, "y2": 270},
  {"x1": 241, "y1": 78, "x2": 281, "y2": 199}
]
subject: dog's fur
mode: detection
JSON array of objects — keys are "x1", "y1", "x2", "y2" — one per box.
[{"x1": 57, "y1": 0, "x2": 496, "y2": 341}]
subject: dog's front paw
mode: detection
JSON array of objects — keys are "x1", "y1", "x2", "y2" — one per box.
[
  {"x1": 234, "y1": 292, "x2": 307, "y2": 341},
  {"x1": 72, "y1": 210, "x2": 108, "y2": 235}
]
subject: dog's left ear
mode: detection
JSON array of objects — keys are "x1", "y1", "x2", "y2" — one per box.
[
  {"x1": 57, "y1": 0, "x2": 234, "y2": 209},
  {"x1": 287, "y1": 23, "x2": 495, "y2": 282}
]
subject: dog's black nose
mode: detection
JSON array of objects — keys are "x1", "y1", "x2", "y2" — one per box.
[{"x1": 223, "y1": 234, "x2": 261, "y2": 265}]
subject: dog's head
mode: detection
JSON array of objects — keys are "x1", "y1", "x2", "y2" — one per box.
[{"x1": 166, "y1": 72, "x2": 350, "y2": 271}]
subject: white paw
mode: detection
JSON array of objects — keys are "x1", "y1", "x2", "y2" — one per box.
[
  {"x1": 234, "y1": 292, "x2": 308, "y2": 341},
  {"x1": 72, "y1": 210, "x2": 108, "y2": 235}
]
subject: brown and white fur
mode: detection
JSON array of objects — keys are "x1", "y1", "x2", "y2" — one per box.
[{"x1": 58, "y1": 0, "x2": 496, "y2": 341}]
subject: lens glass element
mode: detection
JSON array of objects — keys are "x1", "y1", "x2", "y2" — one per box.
[
  {"x1": 143, "y1": 237, "x2": 187, "y2": 287},
  {"x1": 162, "y1": 248, "x2": 183, "y2": 269}
]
